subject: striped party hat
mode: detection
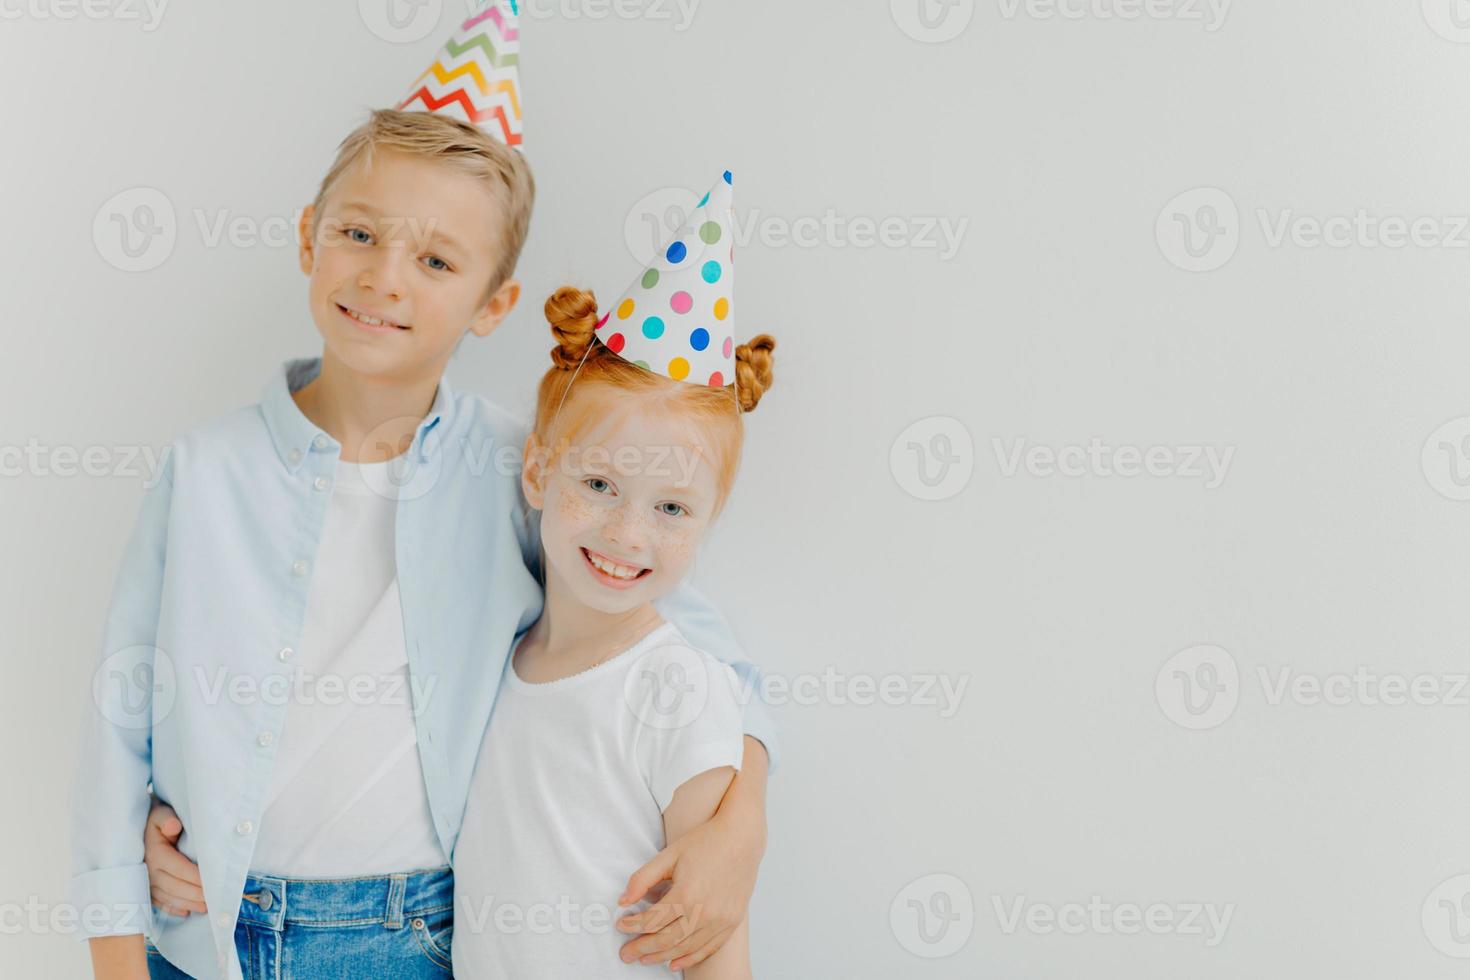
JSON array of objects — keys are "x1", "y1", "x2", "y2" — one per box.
[
  {"x1": 398, "y1": 0, "x2": 523, "y2": 148},
  {"x1": 596, "y1": 171, "x2": 736, "y2": 388}
]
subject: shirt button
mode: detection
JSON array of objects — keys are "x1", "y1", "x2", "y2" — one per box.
[
  {"x1": 257, "y1": 731, "x2": 274, "y2": 747},
  {"x1": 312, "y1": 435, "x2": 329, "y2": 450},
  {"x1": 236, "y1": 820, "x2": 253, "y2": 836},
  {"x1": 288, "y1": 449, "x2": 302, "y2": 465},
  {"x1": 277, "y1": 647, "x2": 293, "y2": 662},
  {"x1": 313, "y1": 476, "x2": 329, "y2": 492},
  {"x1": 292, "y1": 560, "x2": 309, "y2": 577}
]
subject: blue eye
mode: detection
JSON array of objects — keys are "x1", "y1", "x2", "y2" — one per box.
[
  {"x1": 423, "y1": 255, "x2": 450, "y2": 272},
  {"x1": 347, "y1": 227, "x2": 372, "y2": 245},
  {"x1": 658, "y1": 502, "x2": 688, "y2": 517},
  {"x1": 584, "y1": 477, "x2": 613, "y2": 494}
]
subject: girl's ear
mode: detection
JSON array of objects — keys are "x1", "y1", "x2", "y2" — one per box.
[{"x1": 522, "y1": 433, "x2": 547, "y2": 509}]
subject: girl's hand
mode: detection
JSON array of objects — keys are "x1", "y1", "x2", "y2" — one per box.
[{"x1": 144, "y1": 800, "x2": 207, "y2": 917}]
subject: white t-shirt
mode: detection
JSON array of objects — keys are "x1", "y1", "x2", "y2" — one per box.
[
  {"x1": 452, "y1": 620, "x2": 746, "y2": 979},
  {"x1": 250, "y1": 458, "x2": 446, "y2": 877}
]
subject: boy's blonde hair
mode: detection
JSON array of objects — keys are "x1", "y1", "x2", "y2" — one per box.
[{"x1": 310, "y1": 108, "x2": 536, "y2": 299}]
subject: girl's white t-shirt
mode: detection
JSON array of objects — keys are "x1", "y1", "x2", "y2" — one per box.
[
  {"x1": 452, "y1": 620, "x2": 746, "y2": 979},
  {"x1": 250, "y1": 458, "x2": 446, "y2": 877}
]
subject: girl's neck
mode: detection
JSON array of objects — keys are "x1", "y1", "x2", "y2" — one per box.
[
  {"x1": 292, "y1": 351, "x2": 442, "y2": 463},
  {"x1": 519, "y1": 565, "x2": 666, "y2": 678}
]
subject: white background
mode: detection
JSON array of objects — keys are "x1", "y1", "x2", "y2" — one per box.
[{"x1": 6, "y1": 0, "x2": 1470, "y2": 976}]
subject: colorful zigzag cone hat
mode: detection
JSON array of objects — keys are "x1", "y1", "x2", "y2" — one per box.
[
  {"x1": 596, "y1": 171, "x2": 737, "y2": 388},
  {"x1": 398, "y1": 0, "x2": 523, "y2": 148}
]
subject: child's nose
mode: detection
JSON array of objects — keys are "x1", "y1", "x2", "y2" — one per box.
[
  {"x1": 602, "y1": 505, "x2": 650, "y2": 548},
  {"x1": 358, "y1": 251, "x2": 406, "y2": 300}
]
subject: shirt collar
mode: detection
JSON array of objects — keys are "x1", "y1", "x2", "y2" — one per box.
[{"x1": 260, "y1": 357, "x2": 455, "y2": 473}]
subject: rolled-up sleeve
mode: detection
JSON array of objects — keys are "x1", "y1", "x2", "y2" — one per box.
[{"x1": 69, "y1": 452, "x2": 174, "y2": 939}]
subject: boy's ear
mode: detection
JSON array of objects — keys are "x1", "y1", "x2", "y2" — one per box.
[
  {"x1": 297, "y1": 205, "x2": 316, "y2": 276},
  {"x1": 521, "y1": 432, "x2": 547, "y2": 510},
  {"x1": 468, "y1": 277, "x2": 522, "y2": 338}
]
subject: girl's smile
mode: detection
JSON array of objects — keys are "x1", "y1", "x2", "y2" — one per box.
[{"x1": 580, "y1": 546, "x2": 653, "y2": 590}]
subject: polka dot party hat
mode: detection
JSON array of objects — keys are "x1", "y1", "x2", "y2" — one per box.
[
  {"x1": 398, "y1": 0, "x2": 523, "y2": 148},
  {"x1": 596, "y1": 171, "x2": 737, "y2": 388}
]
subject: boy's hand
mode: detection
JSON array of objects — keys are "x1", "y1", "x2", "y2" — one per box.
[
  {"x1": 144, "y1": 801, "x2": 207, "y2": 916},
  {"x1": 616, "y1": 737, "x2": 768, "y2": 971}
]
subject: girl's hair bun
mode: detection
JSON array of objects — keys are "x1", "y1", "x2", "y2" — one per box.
[
  {"x1": 734, "y1": 334, "x2": 776, "y2": 412},
  {"x1": 545, "y1": 286, "x2": 600, "y2": 370}
]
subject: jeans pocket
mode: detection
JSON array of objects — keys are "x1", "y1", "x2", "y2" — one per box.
[{"x1": 410, "y1": 913, "x2": 454, "y2": 972}]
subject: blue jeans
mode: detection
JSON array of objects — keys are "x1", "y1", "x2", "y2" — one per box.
[{"x1": 147, "y1": 866, "x2": 454, "y2": 979}]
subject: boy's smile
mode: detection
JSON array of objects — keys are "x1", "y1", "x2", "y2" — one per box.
[{"x1": 296, "y1": 147, "x2": 520, "y2": 381}]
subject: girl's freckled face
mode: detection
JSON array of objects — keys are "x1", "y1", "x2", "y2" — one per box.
[{"x1": 535, "y1": 410, "x2": 723, "y2": 613}]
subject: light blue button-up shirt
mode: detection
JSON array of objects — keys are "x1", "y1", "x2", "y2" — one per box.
[{"x1": 70, "y1": 357, "x2": 778, "y2": 980}]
